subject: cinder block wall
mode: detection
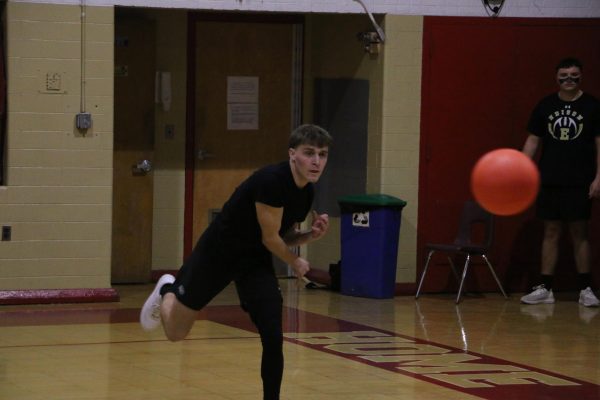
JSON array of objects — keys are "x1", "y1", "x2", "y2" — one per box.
[
  {"x1": 378, "y1": 15, "x2": 422, "y2": 283},
  {"x1": 0, "y1": 2, "x2": 114, "y2": 289}
]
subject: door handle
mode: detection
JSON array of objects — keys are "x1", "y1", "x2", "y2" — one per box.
[
  {"x1": 132, "y1": 159, "x2": 152, "y2": 175},
  {"x1": 197, "y1": 149, "x2": 215, "y2": 161}
]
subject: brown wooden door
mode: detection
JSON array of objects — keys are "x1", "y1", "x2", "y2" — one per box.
[
  {"x1": 112, "y1": 17, "x2": 156, "y2": 283},
  {"x1": 191, "y1": 17, "x2": 296, "y2": 242}
]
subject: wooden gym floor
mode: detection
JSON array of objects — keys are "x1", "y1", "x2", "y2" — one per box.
[{"x1": 0, "y1": 280, "x2": 598, "y2": 399}]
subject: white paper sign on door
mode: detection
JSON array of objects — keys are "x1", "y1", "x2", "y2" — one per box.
[
  {"x1": 227, "y1": 76, "x2": 259, "y2": 130},
  {"x1": 227, "y1": 103, "x2": 259, "y2": 130}
]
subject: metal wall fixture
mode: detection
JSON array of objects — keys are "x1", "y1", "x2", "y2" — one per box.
[
  {"x1": 353, "y1": 0, "x2": 386, "y2": 54},
  {"x1": 482, "y1": 0, "x2": 506, "y2": 17}
]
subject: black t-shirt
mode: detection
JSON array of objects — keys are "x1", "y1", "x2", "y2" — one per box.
[
  {"x1": 527, "y1": 92, "x2": 600, "y2": 185},
  {"x1": 211, "y1": 161, "x2": 314, "y2": 260}
]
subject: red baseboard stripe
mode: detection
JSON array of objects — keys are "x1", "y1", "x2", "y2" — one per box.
[
  {"x1": 395, "y1": 283, "x2": 417, "y2": 296},
  {"x1": 0, "y1": 288, "x2": 120, "y2": 305}
]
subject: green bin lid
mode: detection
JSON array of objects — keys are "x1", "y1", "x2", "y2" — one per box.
[{"x1": 337, "y1": 194, "x2": 407, "y2": 207}]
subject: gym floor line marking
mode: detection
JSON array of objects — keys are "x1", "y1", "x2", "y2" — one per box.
[{"x1": 207, "y1": 305, "x2": 600, "y2": 400}]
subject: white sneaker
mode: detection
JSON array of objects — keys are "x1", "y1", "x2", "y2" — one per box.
[
  {"x1": 520, "y1": 284, "x2": 555, "y2": 304},
  {"x1": 579, "y1": 287, "x2": 600, "y2": 307},
  {"x1": 140, "y1": 274, "x2": 175, "y2": 331}
]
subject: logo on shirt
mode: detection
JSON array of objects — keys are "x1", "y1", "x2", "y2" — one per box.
[{"x1": 547, "y1": 105, "x2": 583, "y2": 141}]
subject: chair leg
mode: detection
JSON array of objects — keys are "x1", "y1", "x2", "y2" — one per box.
[
  {"x1": 456, "y1": 254, "x2": 471, "y2": 304},
  {"x1": 416, "y1": 250, "x2": 435, "y2": 299},
  {"x1": 482, "y1": 254, "x2": 508, "y2": 299},
  {"x1": 447, "y1": 256, "x2": 460, "y2": 282}
]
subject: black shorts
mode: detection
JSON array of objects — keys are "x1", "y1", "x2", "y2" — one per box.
[
  {"x1": 536, "y1": 185, "x2": 592, "y2": 221},
  {"x1": 171, "y1": 225, "x2": 281, "y2": 311}
]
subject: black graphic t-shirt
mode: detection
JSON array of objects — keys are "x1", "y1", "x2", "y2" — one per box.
[
  {"x1": 212, "y1": 161, "x2": 314, "y2": 260},
  {"x1": 527, "y1": 92, "x2": 600, "y2": 185}
]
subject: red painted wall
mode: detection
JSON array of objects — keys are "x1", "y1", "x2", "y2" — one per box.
[{"x1": 419, "y1": 17, "x2": 600, "y2": 294}]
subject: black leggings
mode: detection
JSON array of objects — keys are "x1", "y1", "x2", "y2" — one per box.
[
  {"x1": 236, "y1": 270, "x2": 284, "y2": 400},
  {"x1": 243, "y1": 296, "x2": 284, "y2": 400},
  {"x1": 168, "y1": 225, "x2": 285, "y2": 399}
]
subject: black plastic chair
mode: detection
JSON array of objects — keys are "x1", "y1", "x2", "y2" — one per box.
[{"x1": 415, "y1": 200, "x2": 508, "y2": 304}]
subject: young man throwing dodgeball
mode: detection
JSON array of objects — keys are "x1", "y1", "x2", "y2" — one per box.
[{"x1": 140, "y1": 124, "x2": 333, "y2": 400}]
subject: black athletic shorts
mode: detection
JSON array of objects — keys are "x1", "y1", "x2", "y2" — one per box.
[
  {"x1": 171, "y1": 225, "x2": 282, "y2": 311},
  {"x1": 536, "y1": 185, "x2": 592, "y2": 221}
]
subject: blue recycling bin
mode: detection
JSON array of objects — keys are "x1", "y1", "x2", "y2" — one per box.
[{"x1": 338, "y1": 194, "x2": 407, "y2": 299}]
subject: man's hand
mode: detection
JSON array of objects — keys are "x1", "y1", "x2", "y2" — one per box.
[
  {"x1": 310, "y1": 211, "x2": 329, "y2": 239},
  {"x1": 291, "y1": 257, "x2": 310, "y2": 279}
]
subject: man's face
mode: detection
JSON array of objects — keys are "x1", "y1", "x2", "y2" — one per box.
[
  {"x1": 289, "y1": 144, "x2": 329, "y2": 183},
  {"x1": 556, "y1": 66, "x2": 582, "y2": 93}
]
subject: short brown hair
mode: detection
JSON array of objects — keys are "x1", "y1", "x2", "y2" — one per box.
[
  {"x1": 288, "y1": 124, "x2": 333, "y2": 149},
  {"x1": 556, "y1": 57, "x2": 583, "y2": 72}
]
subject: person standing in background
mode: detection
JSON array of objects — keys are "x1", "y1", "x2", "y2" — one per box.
[{"x1": 521, "y1": 57, "x2": 600, "y2": 307}]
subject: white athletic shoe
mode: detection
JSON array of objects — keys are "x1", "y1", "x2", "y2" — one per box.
[
  {"x1": 140, "y1": 274, "x2": 175, "y2": 331},
  {"x1": 520, "y1": 284, "x2": 555, "y2": 305},
  {"x1": 579, "y1": 287, "x2": 600, "y2": 307}
]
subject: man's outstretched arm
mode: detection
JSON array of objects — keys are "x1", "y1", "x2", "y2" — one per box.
[{"x1": 255, "y1": 202, "x2": 310, "y2": 278}]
